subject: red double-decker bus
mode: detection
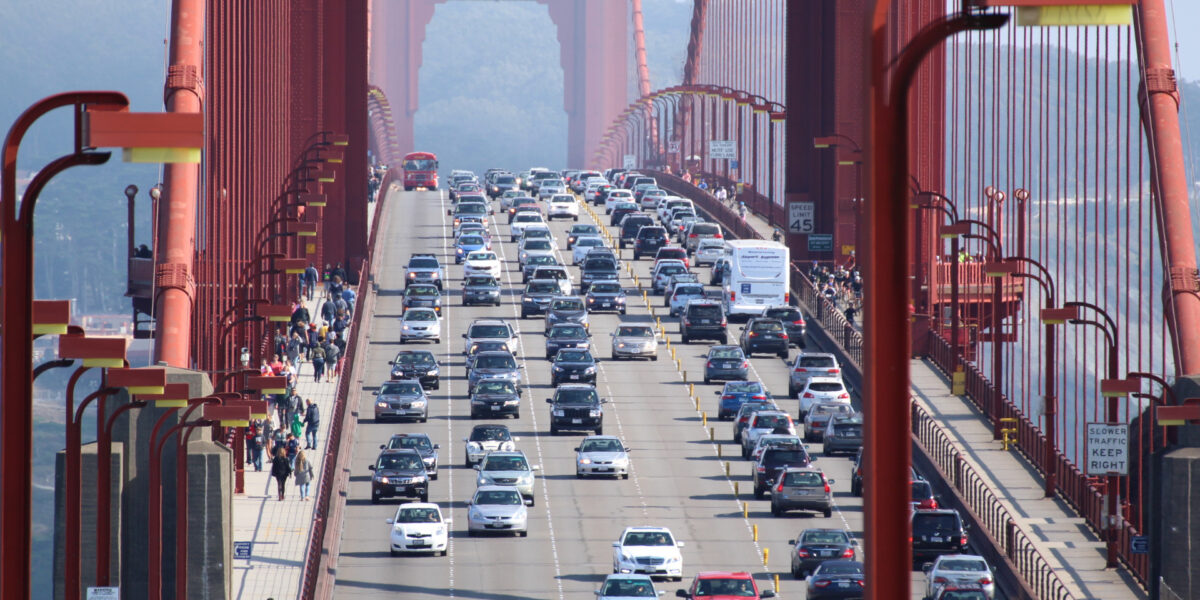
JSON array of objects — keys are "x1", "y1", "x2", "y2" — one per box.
[{"x1": 402, "y1": 151, "x2": 439, "y2": 191}]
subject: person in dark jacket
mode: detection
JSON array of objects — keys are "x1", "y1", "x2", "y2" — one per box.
[
  {"x1": 322, "y1": 337, "x2": 341, "y2": 383},
  {"x1": 305, "y1": 323, "x2": 320, "y2": 360},
  {"x1": 303, "y1": 264, "x2": 319, "y2": 300},
  {"x1": 320, "y1": 293, "x2": 337, "y2": 324},
  {"x1": 310, "y1": 342, "x2": 326, "y2": 382},
  {"x1": 270, "y1": 447, "x2": 292, "y2": 501},
  {"x1": 304, "y1": 398, "x2": 321, "y2": 449}
]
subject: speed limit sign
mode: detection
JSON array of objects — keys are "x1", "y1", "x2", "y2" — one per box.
[{"x1": 788, "y1": 202, "x2": 814, "y2": 234}]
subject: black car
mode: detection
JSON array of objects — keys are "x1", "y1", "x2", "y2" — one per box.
[
  {"x1": 739, "y1": 317, "x2": 790, "y2": 359},
  {"x1": 763, "y1": 305, "x2": 807, "y2": 348},
  {"x1": 381, "y1": 433, "x2": 440, "y2": 480},
  {"x1": 585, "y1": 281, "x2": 627, "y2": 314},
  {"x1": 803, "y1": 560, "x2": 865, "y2": 597},
  {"x1": 680, "y1": 300, "x2": 727, "y2": 344},
  {"x1": 580, "y1": 255, "x2": 619, "y2": 293},
  {"x1": 753, "y1": 447, "x2": 814, "y2": 499},
  {"x1": 550, "y1": 349, "x2": 598, "y2": 386},
  {"x1": 632, "y1": 225, "x2": 669, "y2": 260},
  {"x1": 402, "y1": 283, "x2": 442, "y2": 315},
  {"x1": 521, "y1": 279, "x2": 561, "y2": 317},
  {"x1": 911, "y1": 509, "x2": 969, "y2": 563},
  {"x1": 566, "y1": 224, "x2": 602, "y2": 249},
  {"x1": 466, "y1": 340, "x2": 511, "y2": 363},
  {"x1": 487, "y1": 174, "x2": 518, "y2": 198},
  {"x1": 462, "y1": 274, "x2": 502, "y2": 307},
  {"x1": 369, "y1": 449, "x2": 429, "y2": 503},
  {"x1": 521, "y1": 255, "x2": 559, "y2": 283},
  {"x1": 544, "y1": 323, "x2": 590, "y2": 359},
  {"x1": 618, "y1": 214, "x2": 655, "y2": 249},
  {"x1": 469, "y1": 379, "x2": 521, "y2": 419},
  {"x1": 547, "y1": 384, "x2": 607, "y2": 435},
  {"x1": 789, "y1": 529, "x2": 858, "y2": 578},
  {"x1": 388, "y1": 350, "x2": 440, "y2": 390},
  {"x1": 609, "y1": 202, "x2": 639, "y2": 226},
  {"x1": 467, "y1": 351, "x2": 521, "y2": 394}
]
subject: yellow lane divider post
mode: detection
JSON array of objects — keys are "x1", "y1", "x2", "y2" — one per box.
[
  {"x1": 671, "y1": 347, "x2": 676, "y2": 361},
  {"x1": 694, "y1": 396, "x2": 700, "y2": 411},
  {"x1": 752, "y1": 524, "x2": 758, "y2": 542},
  {"x1": 717, "y1": 444, "x2": 722, "y2": 458},
  {"x1": 762, "y1": 548, "x2": 769, "y2": 566},
  {"x1": 682, "y1": 371, "x2": 687, "y2": 383},
  {"x1": 689, "y1": 383, "x2": 695, "y2": 397},
  {"x1": 710, "y1": 427, "x2": 716, "y2": 441},
  {"x1": 743, "y1": 502, "x2": 749, "y2": 518},
  {"x1": 733, "y1": 482, "x2": 739, "y2": 497},
  {"x1": 701, "y1": 412, "x2": 707, "y2": 427},
  {"x1": 773, "y1": 575, "x2": 779, "y2": 594},
  {"x1": 724, "y1": 460, "x2": 730, "y2": 476}
]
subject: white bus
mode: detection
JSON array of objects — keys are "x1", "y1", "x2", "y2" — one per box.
[{"x1": 722, "y1": 240, "x2": 790, "y2": 318}]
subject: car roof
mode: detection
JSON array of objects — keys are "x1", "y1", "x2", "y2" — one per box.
[
  {"x1": 475, "y1": 484, "x2": 523, "y2": 494},
  {"x1": 805, "y1": 376, "x2": 844, "y2": 384},
  {"x1": 470, "y1": 319, "x2": 510, "y2": 326},
  {"x1": 484, "y1": 450, "x2": 526, "y2": 458},
  {"x1": 389, "y1": 432, "x2": 431, "y2": 440},
  {"x1": 695, "y1": 571, "x2": 754, "y2": 580},
  {"x1": 378, "y1": 448, "x2": 422, "y2": 457},
  {"x1": 555, "y1": 383, "x2": 596, "y2": 390},
  {"x1": 622, "y1": 525, "x2": 671, "y2": 533},
  {"x1": 582, "y1": 435, "x2": 621, "y2": 442},
  {"x1": 708, "y1": 345, "x2": 742, "y2": 352}
]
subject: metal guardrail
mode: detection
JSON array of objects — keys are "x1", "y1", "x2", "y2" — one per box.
[{"x1": 912, "y1": 400, "x2": 1076, "y2": 600}]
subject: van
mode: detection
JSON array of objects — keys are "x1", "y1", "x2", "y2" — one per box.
[{"x1": 722, "y1": 240, "x2": 790, "y2": 318}]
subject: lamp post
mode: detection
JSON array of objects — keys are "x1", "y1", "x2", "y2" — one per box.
[
  {"x1": 955, "y1": 218, "x2": 1005, "y2": 439},
  {"x1": 917, "y1": 191, "x2": 960, "y2": 366},
  {"x1": 986, "y1": 257, "x2": 1060, "y2": 497},
  {"x1": 1061, "y1": 301, "x2": 1122, "y2": 568},
  {"x1": 815, "y1": 134, "x2": 865, "y2": 268},
  {"x1": 865, "y1": 10, "x2": 1009, "y2": 598}
]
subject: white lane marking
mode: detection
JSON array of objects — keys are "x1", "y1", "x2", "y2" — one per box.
[
  {"x1": 491, "y1": 205, "x2": 566, "y2": 600},
  {"x1": 436, "y1": 189, "x2": 456, "y2": 596}
]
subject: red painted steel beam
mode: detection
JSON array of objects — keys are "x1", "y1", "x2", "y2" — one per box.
[{"x1": 153, "y1": 0, "x2": 205, "y2": 368}]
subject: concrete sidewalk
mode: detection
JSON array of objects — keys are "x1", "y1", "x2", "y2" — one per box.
[{"x1": 912, "y1": 361, "x2": 1146, "y2": 599}]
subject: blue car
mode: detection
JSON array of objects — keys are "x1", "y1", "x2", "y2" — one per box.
[
  {"x1": 715, "y1": 380, "x2": 771, "y2": 420},
  {"x1": 455, "y1": 233, "x2": 489, "y2": 264}
]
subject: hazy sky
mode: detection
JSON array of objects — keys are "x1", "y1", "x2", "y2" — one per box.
[{"x1": 1167, "y1": 0, "x2": 1200, "y2": 81}]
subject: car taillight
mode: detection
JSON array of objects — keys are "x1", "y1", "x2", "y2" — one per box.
[
  {"x1": 796, "y1": 367, "x2": 808, "y2": 373},
  {"x1": 707, "y1": 361, "x2": 715, "y2": 368},
  {"x1": 729, "y1": 291, "x2": 735, "y2": 302},
  {"x1": 749, "y1": 332, "x2": 758, "y2": 338},
  {"x1": 856, "y1": 580, "x2": 865, "y2": 587},
  {"x1": 934, "y1": 577, "x2": 949, "y2": 585},
  {"x1": 775, "y1": 479, "x2": 784, "y2": 492},
  {"x1": 721, "y1": 319, "x2": 728, "y2": 327},
  {"x1": 841, "y1": 548, "x2": 855, "y2": 558},
  {"x1": 780, "y1": 333, "x2": 788, "y2": 339},
  {"x1": 722, "y1": 395, "x2": 735, "y2": 400},
  {"x1": 714, "y1": 233, "x2": 723, "y2": 238},
  {"x1": 793, "y1": 320, "x2": 805, "y2": 326},
  {"x1": 979, "y1": 577, "x2": 993, "y2": 585},
  {"x1": 919, "y1": 498, "x2": 938, "y2": 510},
  {"x1": 813, "y1": 580, "x2": 830, "y2": 588},
  {"x1": 960, "y1": 535, "x2": 969, "y2": 546},
  {"x1": 688, "y1": 233, "x2": 698, "y2": 238},
  {"x1": 752, "y1": 395, "x2": 766, "y2": 400},
  {"x1": 796, "y1": 548, "x2": 810, "y2": 557},
  {"x1": 756, "y1": 465, "x2": 766, "y2": 472},
  {"x1": 838, "y1": 392, "x2": 850, "y2": 399},
  {"x1": 785, "y1": 292, "x2": 790, "y2": 303},
  {"x1": 741, "y1": 361, "x2": 749, "y2": 368},
  {"x1": 824, "y1": 483, "x2": 831, "y2": 493}
]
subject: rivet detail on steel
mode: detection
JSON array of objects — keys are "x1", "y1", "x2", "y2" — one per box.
[
  {"x1": 1169, "y1": 266, "x2": 1200, "y2": 293},
  {"x1": 165, "y1": 64, "x2": 205, "y2": 102},
  {"x1": 156, "y1": 262, "x2": 196, "y2": 297},
  {"x1": 1145, "y1": 67, "x2": 1177, "y2": 95}
]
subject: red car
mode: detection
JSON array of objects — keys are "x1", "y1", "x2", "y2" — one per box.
[
  {"x1": 655, "y1": 246, "x2": 689, "y2": 269},
  {"x1": 676, "y1": 571, "x2": 775, "y2": 599}
]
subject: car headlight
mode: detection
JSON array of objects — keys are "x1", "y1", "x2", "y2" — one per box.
[
  {"x1": 477, "y1": 476, "x2": 488, "y2": 486},
  {"x1": 519, "y1": 474, "x2": 533, "y2": 484},
  {"x1": 553, "y1": 409, "x2": 565, "y2": 417},
  {"x1": 431, "y1": 272, "x2": 439, "y2": 278},
  {"x1": 457, "y1": 247, "x2": 464, "y2": 254},
  {"x1": 615, "y1": 296, "x2": 626, "y2": 303},
  {"x1": 376, "y1": 402, "x2": 387, "y2": 408},
  {"x1": 584, "y1": 366, "x2": 597, "y2": 374},
  {"x1": 407, "y1": 272, "x2": 416, "y2": 278},
  {"x1": 665, "y1": 557, "x2": 680, "y2": 564},
  {"x1": 586, "y1": 297, "x2": 594, "y2": 303},
  {"x1": 551, "y1": 365, "x2": 563, "y2": 372},
  {"x1": 411, "y1": 400, "x2": 426, "y2": 407},
  {"x1": 467, "y1": 441, "x2": 481, "y2": 450},
  {"x1": 379, "y1": 476, "x2": 389, "y2": 484},
  {"x1": 504, "y1": 399, "x2": 519, "y2": 406},
  {"x1": 617, "y1": 342, "x2": 626, "y2": 349},
  {"x1": 469, "y1": 507, "x2": 482, "y2": 519},
  {"x1": 403, "y1": 325, "x2": 410, "y2": 330},
  {"x1": 579, "y1": 457, "x2": 592, "y2": 465},
  {"x1": 589, "y1": 409, "x2": 602, "y2": 417},
  {"x1": 501, "y1": 442, "x2": 515, "y2": 451},
  {"x1": 428, "y1": 366, "x2": 439, "y2": 375}
]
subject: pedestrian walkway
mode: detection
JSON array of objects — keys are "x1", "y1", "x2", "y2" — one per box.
[
  {"x1": 684, "y1": 178, "x2": 1146, "y2": 598},
  {"x1": 912, "y1": 362, "x2": 1145, "y2": 599},
  {"x1": 230, "y1": 292, "x2": 339, "y2": 600}
]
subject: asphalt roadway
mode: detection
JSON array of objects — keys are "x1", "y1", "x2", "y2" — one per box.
[{"x1": 330, "y1": 187, "x2": 933, "y2": 599}]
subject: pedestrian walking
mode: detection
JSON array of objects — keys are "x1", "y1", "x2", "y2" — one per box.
[
  {"x1": 323, "y1": 336, "x2": 341, "y2": 382},
  {"x1": 270, "y1": 448, "x2": 292, "y2": 501},
  {"x1": 320, "y1": 293, "x2": 337, "y2": 324},
  {"x1": 270, "y1": 427, "x2": 286, "y2": 460},
  {"x1": 304, "y1": 398, "x2": 321, "y2": 449},
  {"x1": 286, "y1": 333, "x2": 303, "y2": 370},
  {"x1": 332, "y1": 333, "x2": 347, "y2": 379},
  {"x1": 294, "y1": 451, "x2": 315, "y2": 501},
  {"x1": 290, "y1": 410, "x2": 304, "y2": 439},
  {"x1": 246, "y1": 421, "x2": 264, "y2": 471},
  {"x1": 303, "y1": 263, "x2": 319, "y2": 301},
  {"x1": 310, "y1": 342, "x2": 326, "y2": 382},
  {"x1": 285, "y1": 433, "x2": 300, "y2": 469}
]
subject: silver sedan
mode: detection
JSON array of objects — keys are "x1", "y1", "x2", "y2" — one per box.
[
  {"x1": 466, "y1": 486, "x2": 528, "y2": 537},
  {"x1": 575, "y1": 436, "x2": 631, "y2": 479},
  {"x1": 609, "y1": 323, "x2": 659, "y2": 361}
]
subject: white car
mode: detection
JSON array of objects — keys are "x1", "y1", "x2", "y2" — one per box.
[
  {"x1": 640, "y1": 189, "x2": 668, "y2": 210},
  {"x1": 499, "y1": 191, "x2": 527, "y2": 211},
  {"x1": 657, "y1": 198, "x2": 693, "y2": 223},
  {"x1": 537, "y1": 180, "x2": 567, "y2": 200},
  {"x1": 749, "y1": 433, "x2": 802, "y2": 463},
  {"x1": 400, "y1": 308, "x2": 441, "y2": 344},
  {"x1": 531, "y1": 265, "x2": 573, "y2": 296},
  {"x1": 694, "y1": 239, "x2": 725, "y2": 267},
  {"x1": 385, "y1": 503, "x2": 449, "y2": 556},
  {"x1": 740, "y1": 410, "x2": 797, "y2": 458},
  {"x1": 510, "y1": 212, "x2": 546, "y2": 242},
  {"x1": 547, "y1": 194, "x2": 579, "y2": 221},
  {"x1": 585, "y1": 182, "x2": 610, "y2": 203},
  {"x1": 463, "y1": 250, "x2": 502, "y2": 278},
  {"x1": 797, "y1": 376, "x2": 851, "y2": 416},
  {"x1": 518, "y1": 238, "x2": 556, "y2": 267},
  {"x1": 571, "y1": 236, "x2": 607, "y2": 265},
  {"x1": 575, "y1": 435, "x2": 630, "y2": 479},
  {"x1": 612, "y1": 526, "x2": 684, "y2": 580},
  {"x1": 604, "y1": 189, "x2": 635, "y2": 214},
  {"x1": 923, "y1": 554, "x2": 996, "y2": 599},
  {"x1": 463, "y1": 423, "x2": 519, "y2": 466},
  {"x1": 462, "y1": 319, "x2": 520, "y2": 356},
  {"x1": 466, "y1": 486, "x2": 529, "y2": 537}
]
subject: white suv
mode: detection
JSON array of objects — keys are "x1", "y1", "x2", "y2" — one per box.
[
  {"x1": 462, "y1": 319, "x2": 520, "y2": 356},
  {"x1": 612, "y1": 526, "x2": 685, "y2": 580},
  {"x1": 547, "y1": 194, "x2": 579, "y2": 221}
]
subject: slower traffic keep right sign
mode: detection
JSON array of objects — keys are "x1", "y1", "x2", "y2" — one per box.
[{"x1": 1086, "y1": 423, "x2": 1128, "y2": 475}]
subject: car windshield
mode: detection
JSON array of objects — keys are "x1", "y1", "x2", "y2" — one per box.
[
  {"x1": 555, "y1": 388, "x2": 599, "y2": 404},
  {"x1": 406, "y1": 286, "x2": 438, "y2": 297},
  {"x1": 571, "y1": 225, "x2": 599, "y2": 234},
  {"x1": 474, "y1": 380, "x2": 516, "y2": 395},
  {"x1": 392, "y1": 352, "x2": 436, "y2": 368},
  {"x1": 377, "y1": 454, "x2": 423, "y2": 470},
  {"x1": 585, "y1": 284, "x2": 621, "y2": 298},
  {"x1": 484, "y1": 456, "x2": 528, "y2": 471},
  {"x1": 616, "y1": 326, "x2": 653, "y2": 337},
  {"x1": 710, "y1": 347, "x2": 744, "y2": 360},
  {"x1": 514, "y1": 214, "x2": 541, "y2": 223},
  {"x1": 600, "y1": 579, "x2": 656, "y2": 598},
  {"x1": 623, "y1": 531, "x2": 674, "y2": 546},
  {"x1": 725, "y1": 382, "x2": 763, "y2": 394},
  {"x1": 457, "y1": 204, "x2": 485, "y2": 214},
  {"x1": 766, "y1": 308, "x2": 801, "y2": 321},
  {"x1": 694, "y1": 578, "x2": 755, "y2": 597},
  {"x1": 940, "y1": 592, "x2": 989, "y2": 600},
  {"x1": 524, "y1": 229, "x2": 551, "y2": 239},
  {"x1": 834, "y1": 423, "x2": 863, "y2": 438},
  {"x1": 550, "y1": 326, "x2": 587, "y2": 339},
  {"x1": 395, "y1": 507, "x2": 441, "y2": 523},
  {"x1": 580, "y1": 438, "x2": 622, "y2": 453},
  {"x1": 388, "y1": 436, "x2": 433, "y2": 451},
  {"x1": 466, "y1": 276, "x2": 495, "y2": 286},
  {"x1": 527, "y1": 281, "x2": 560, "y2": 294},
  {"x1": 469, "y1": 341, "x2": 508, "y2": 354},
  {"x1": 659, "y1": 249, "x2": 686, "y2": 258},
  {"x1": 469, "y1": 325, "x2": 511, "y2": 338},
  {"x1": 914, "y1": 514, "x2": 962, "y2": 534},
  {"x1": 469, "y1": 427, "x2": 510, "y2": 442},
  {"x1": 691, "y1": 223, "x2": 719, "y2": 234},
  {"x1": 473, "y1": 354, "x2": 517, "y2": 369},
  {"x1": 459, "y1": 236, "x2": 485, "y2": 246},
  {"x1": 698, "y1": 241, "x2": 724, "y2": 251},
  {"x1": 639, "y1": 228, "x2": 665, "y2": 238},
  {"x1": 557, "y1": 350, "x2": 592, "y2": 362},
  {"x1": 658, "y1": 265, "x2": 686, "y2": 277},
  {"x1": 496, "y1": 176, "x2": 515, "y2": 184},
  {"x1": 552, "y1": 195, "x2": 572, "y2": 203},
  {"x1": 552, "y1": 299, "x2": 584, "y2": 310},
  {"x1": 939, "y1": 559, "x2": 988, "y2": 572},
  {"x1": 405, "y1": 310, "x2": 436, "y2": 322},
  {"x1": 816, "y1": 563, "x2": 863, "y2": 575},
  {"x1": 674, "y1": 285, "x2": 705, "y2": 297},
  {"x1": 584, "y1": 259, "x2": 617, "y2": 271},
  {"x1": 380, "y1": 382, "x2": 422, "y2": 396},
  {"x1": 808, "y1": 382, "x2": 845, "y2": 392},
  {"x1": 690, "y1": 305, "x2": 723, "y2": 319},
  {"x1": 912, "y1": 481, "x2": 934, "y2": 500},
  {"x1": 409, "y1": 257, "x2": 438, "y2": 269},
  {"x1": 798, "y1": 356, "x2": 837, "y2": 368},
  {"x1": 474, "y1": 490, "x2": 523, "y2": 505},
  {"x1": 812, "y1": 404, "x2": 854, "y2": 417},
  {"x1": 752, "y1": 321, "x2": 785, "y2": 332},
  {"x1": 764, "y1": 451, "x2": 809, "y2": 469},
  {"x1": 468, "y1": 252, "x2": 496, "y2": 261},
  {"x1": 524, "y1": 240, "x2": 552, "y2": 251},
  {"x1": 404, "y1": 158, "x2": 436, "y2": 170},
  {"x1": 801, "y1": 530, "x2": 849, "y2": 545},
  {"x1": 576, "y1": 238, "x2": 602, "y2": 247}
]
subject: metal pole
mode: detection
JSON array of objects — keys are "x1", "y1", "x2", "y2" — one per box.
[
  {"x1": 64, "y1": 367, "x2": 95, "y2": 600},
  {"x1": 950, "y1": 236, "x2": 960, "y2": 370},
  {"x1": 1044, "y1": 317, "x2": 1057, "y2": 497},
  {"x1": 96, "y1": 401, "x2": 146, "y2": 585}
]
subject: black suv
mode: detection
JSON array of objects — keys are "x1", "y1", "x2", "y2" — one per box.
[
  {"x1": 580, "y1": 254, "x2": 619, "y2": 293},
  {"x1": 381, "y1": 433, "x2": 440, "y2": 480},
  {"x1": 388, "y1": 350, "x2": 440, "y2": 390},
  {"x1": 753, "y1": 446, "x2": 814, "y2": 499},
  {"x1": 739, "y1": 317, "x2": 790, "y2": 358},
  {"x1": 550, "y1": 348, "x2": 598, "y2": 386},
  {"x1": 911, "y1": 509, "x2": 969, "y2": 563},
  {"x1": 632, "y1": 225, "x2": 669, "y2": 260},
  {"x1": 469, "y1": 379, "x2": 521, "y2": 419},
  {"x1": 546, "y1": 384, "x2": 607, "y2": 435},
  {"x1": 618, "y1": 214, "x2": 655, "y2": 249},
  {"x1": 763, "y1": 305, "x2": 807, "y2": 347},
  {"x1": 680, "y1": 300, "x2": 728, "y2": 344},
  {"x1": 521, "y1": 279, "x2": 561, "y2": 317},
  {"x1": 369, "y1": 448, "x2": 429, "y2": 503}
]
